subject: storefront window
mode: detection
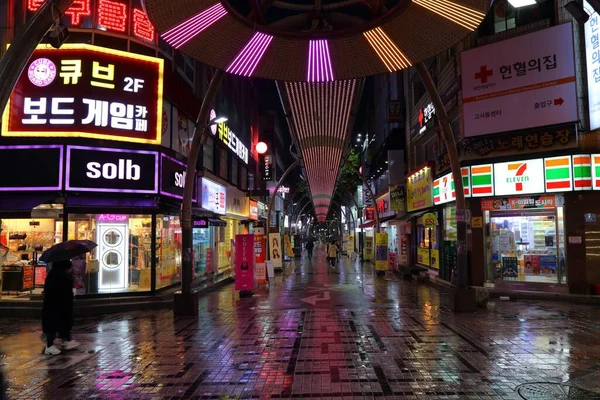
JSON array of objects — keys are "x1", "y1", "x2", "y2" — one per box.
[
  {"x1": 156, "y1": 215, "x2": 182, "y2": 289},
  {"x1": 444, "y1": 206, "x2": 457, "y2": 242},
  {"x1": 415, "y1": 214, "x2": 439, "y2": 269},
  {"x1": 192, "y1": 226, "x2": 211, "y2": 277},
  {"x1": 68, "y1": 214, "x2": 153, "y2": 294},
  {"x1": 485, "y1": 208, "x2": 566, "y2": 284},
  {"x1": 1, "y1": 217, "x2": 60, "y2": 296}
]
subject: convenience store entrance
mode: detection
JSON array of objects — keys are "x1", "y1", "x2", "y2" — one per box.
[{"x1": 484, "y1": 207, "x2": 566, "y2": 285}]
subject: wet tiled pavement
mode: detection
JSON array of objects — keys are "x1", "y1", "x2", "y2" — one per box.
[{"x1": 2, "y1": 246, "x2": 600, "y2": 399}]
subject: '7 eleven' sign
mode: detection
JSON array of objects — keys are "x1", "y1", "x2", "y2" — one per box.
[
  {"x1": 494, "y1": 158, "x2": 545, "y2": 196},
  {"x1": 433, "y1": 167, "x2": 471, "y2": 205}
]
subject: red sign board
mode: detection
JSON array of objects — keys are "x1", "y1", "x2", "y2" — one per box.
[
  {"x1": 22, "y1": 266, "x2": 34, "y2": 291},
  {"x1": 34, "y1": 266, "x2": 47, "y2": 287},
  {"x1": 2, "y1": 44, "x2": 163, "y2": 144},
  {"x1": 365, "y1": 207, "x2": 375, "y2": 221}
]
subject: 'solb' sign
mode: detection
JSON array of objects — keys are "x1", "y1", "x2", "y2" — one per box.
[
  {"x1": 66, "y1": 146, "x2": 159, "y2": 193},
  {"x1": 2, "y1": 44, "x2": 164, "y2": 144}
]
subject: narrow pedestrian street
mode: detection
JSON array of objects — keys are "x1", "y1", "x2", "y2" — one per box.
[{"x1": 2, "y1": 246, "x2": 600, "y2": 400}]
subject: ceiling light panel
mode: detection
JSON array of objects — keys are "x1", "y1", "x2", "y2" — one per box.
[{"x1": 284, "y1": 80, "x2": 358, "y2": 220}]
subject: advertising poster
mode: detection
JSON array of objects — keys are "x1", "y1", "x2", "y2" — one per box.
[
  {"x1": 375, "y1": 233, "x2": 388, "y2": 271},
  {"x1": 269, "y1": 233, "x2": 283, "y2": 269},
  {"x1": 364, "y1": 236, "x2": 374, "y2": 261},
  {"x1": 22, "y1": 265, "x2": 34, "y2": 291},
  {"x1": 235, "y1": 234, "x2": 255, "y2": 291},
  {"x1": 254, "y1": 234, "x2": 266, "y2": 285},
  {"x1": 284, "y1": 235, "x2": 294, "y2": 257},
  {"x1": 400, "y1": 235, "x2": 409, "y2": 266},
  {"x1": 430, "y1": 249, "x2": 440, "y2": 270},
  {"x1": 347, "y1": 235, "x2": 354, "y2": 254},
  {"x1": 417, "y1": 248, "x2": 430, "y2": 267}
]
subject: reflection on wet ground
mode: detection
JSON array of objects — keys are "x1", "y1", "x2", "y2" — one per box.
[{"x1": 2, "y1": 245, "x2": 600, "y2": 399}]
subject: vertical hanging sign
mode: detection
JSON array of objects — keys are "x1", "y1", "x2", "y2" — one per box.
[{"x1": 235, "y1": 234, "x2": 255, "y2": 291}]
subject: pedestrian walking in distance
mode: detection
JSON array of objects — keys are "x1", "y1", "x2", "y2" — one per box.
[
  {"x1": 327, "y1": 241, "x2": 338, "y2": 267},
  {"x1": 42, "y1": 260, "x2": 79, "y2": 355},
  {"x1": 306, "y1": 239, "x2": 314, "y2": 260}
]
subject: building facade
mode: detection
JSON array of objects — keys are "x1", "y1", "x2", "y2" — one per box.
[{"x1": 0, "y1": 0, "x2": 264, "y2": 298}]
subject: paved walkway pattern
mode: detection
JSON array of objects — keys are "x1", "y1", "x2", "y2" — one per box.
[{"x1": 2, "y1": 245, "x2": 600, "y2": 399}]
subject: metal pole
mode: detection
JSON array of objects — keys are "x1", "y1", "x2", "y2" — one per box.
[
  {"x1": 0, "y1": 0, "x2": 76, "y2": 116},
  {"x1": 416, "y1": 62, "x2": 471, "y2": 307},
  {"x1": 180, "y1": 69, "x2": 225, "y2": 300},
  {"x1": 266, "y1": 158, "x2": 301, "y2": 259}
]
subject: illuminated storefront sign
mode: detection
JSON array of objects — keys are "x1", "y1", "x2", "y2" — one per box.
[
  {"x1": 249, "y1": 200, "x2": 259, "y2": 220},
  {"x1": 217, "y1": 121, "x2": 248, "y2": 164},
  {"x1": 493, "y1": 158, "x2": 545, "y2": 196},
  {"x1": 66, "y1": 145, "x2": 159, "y2": 193},
  {"x1": 584, "y1": 0, "x2": 600, "y2": 130},
  {"x1": 160, "y1": 153, "x2": 196, "y2": 201},
  {"x1": 406, "y1": 166, "x2": 433, "y2": 212},
  {"x1": 432, "y1": 168, "x2": 471, "y2": 205},
  {"x1": 27, "y1": 0, "x2": 156, "y2": 42},
  {"x1": 199, "y1": 177, "x2": 226, "y2": 215},
  {"x1": 0, "y1": 145, "x2": 63, "y2": 191},
  {"x1": 2, "y1": 44, "x2": 164, "y2": 144},
  {"x1": 418, "y1": 103, "x2": 435, "y2": 134}
]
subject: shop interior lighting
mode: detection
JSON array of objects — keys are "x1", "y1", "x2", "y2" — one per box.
[
  {"x1": 363, "y1": 27, "x2": 412, "y2": 72},
  {"x1": 412, "y1": 0, "x2": 485, "y2": 31},
  {"x1": 226, "y1": 32, "x2": 274, "y2": 77},
  {"x1": 162, "y1": 3, "x2": 227, "y2": 49},
  {"x1": 307, "y1": 39, "x2": 334, "y2": 82}
]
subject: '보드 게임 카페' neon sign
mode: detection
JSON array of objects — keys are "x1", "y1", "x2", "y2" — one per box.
[{"x1": 2, "y1": 44, "x2": 163, "y2": 145}]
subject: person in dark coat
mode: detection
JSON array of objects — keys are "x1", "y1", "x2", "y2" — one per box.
[
  {"x1": 305, "y1": 240, "x2": 314, "y2": 259},
  {"x1": 42, "y1": 260, "x2": 78, "y2": 355}
]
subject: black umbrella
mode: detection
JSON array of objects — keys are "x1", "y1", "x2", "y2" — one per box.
[{"x1": 39, "y1": 240, "x2": 97, "y2": 263}]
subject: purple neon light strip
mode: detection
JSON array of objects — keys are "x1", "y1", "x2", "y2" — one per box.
[
  {"x1": 65, "y1": 145, "x2": 159, "y2": 194},
  {"x1": 226, "y1": 32, "x2": 274, "y2": 77},
  {"x1": 0, "y1": 145, "x2": 63, "y2": 191},
  {"x1": 160, "y1": 153, "x2": 197, "y2": 202},
  {"x1": 162, "y1": 3, "x2": 227, "y2": 49},
  {"x1": 307, "y1": 39, "x2": 333, "y2": 82}
]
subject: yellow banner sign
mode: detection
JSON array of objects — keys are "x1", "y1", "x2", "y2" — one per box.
[
  {"x1": 364, "y1": 236, "x2": 374, "y2": 261},
  {"x1": 375, "y1": 232, "x2": 388, "y2": 271},
  {"x1": 407, "y1": 167, "x2": 433, "y2": 212}
]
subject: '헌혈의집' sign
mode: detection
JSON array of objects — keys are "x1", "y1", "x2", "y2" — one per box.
[
  {"x1": 461, "y1": 23, "x2": 577, "y2": 137},
  {"x1": 217, "y1": 121, "x2": 248, "y2": 164},
  {"x1": 584, "y1": 1, "x2": 600, "y2": 130},
  {"x1": 66, "y1": 145, "x2": 159, "y2": 193},
  {"x1": 2, "y1": 44, "x2": 164, "y2": 144}
]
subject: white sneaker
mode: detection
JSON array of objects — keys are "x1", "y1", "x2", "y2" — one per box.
[
  {"x1": 45, "y1": 345, "x2": 61, "y2": 355},
  {"x1": 62, "y1": 340, "x2": 80, "y2": 350}
]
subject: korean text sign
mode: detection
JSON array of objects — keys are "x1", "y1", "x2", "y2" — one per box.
[
  {"x1": 235, "y1": 234, "x2": 255, "y2": 291},
  {"x1": 406, "y1": 167, "x2": 433, "y2": 212},
  {"x1": 2, "y1": 44, "x2": 164, "y2": 144},
  {"x1": 375, "y1": 233, "x2": 388, "y2": 271},
  {"x1": 461, "y1": 23, "x2": 577, "y2": 137},
  {"x1": 584, "y1": 1, "x2": 600, "y2": 130}
]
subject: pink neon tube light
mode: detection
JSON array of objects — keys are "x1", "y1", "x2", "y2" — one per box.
[
  {"x1": 162, "y1": 3, "x2": 227, "y2": 49},
  {"x1": 226, "y1": 32, "x2": 274, "y2": 77}
]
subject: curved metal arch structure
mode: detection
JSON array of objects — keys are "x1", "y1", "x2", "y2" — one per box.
[{"x1": 143, "y1": 0, "x2": 490, "y2": 81}]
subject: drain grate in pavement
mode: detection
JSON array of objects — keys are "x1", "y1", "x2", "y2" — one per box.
[{"x1": 517, "y1": 383, "x2": 600, "y2": 399}]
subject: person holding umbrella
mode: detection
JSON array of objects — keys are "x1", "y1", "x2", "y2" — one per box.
[{"x1": 40, "y1": 240, "x2": 96, "y2": 355}]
